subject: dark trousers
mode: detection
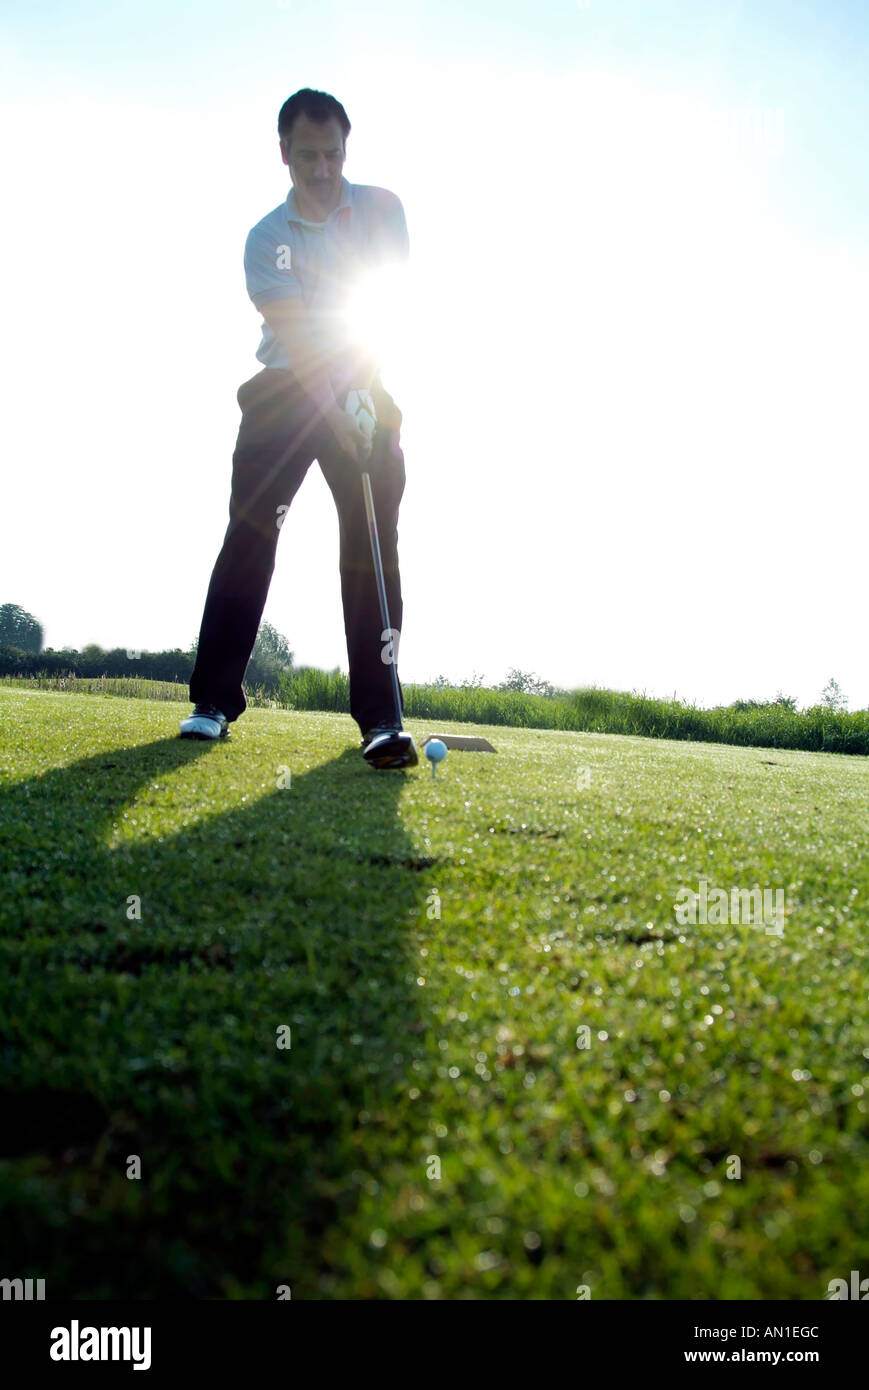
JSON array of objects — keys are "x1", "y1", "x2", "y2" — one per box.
[{"x1": 190, "y1": 367, "x2": 407, "y2": 732}]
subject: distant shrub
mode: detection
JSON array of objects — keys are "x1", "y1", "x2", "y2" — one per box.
[
  {"x1": 0, "y1": 604, "x2": 43, "y2": 653},
  {"x1": 0, "y1": 644, "x2": 194, "y2": 683}
]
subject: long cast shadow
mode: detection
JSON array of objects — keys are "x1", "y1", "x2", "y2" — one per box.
[{"x1": 0, "y1": 728, "x2": 437, "y2": 1297}]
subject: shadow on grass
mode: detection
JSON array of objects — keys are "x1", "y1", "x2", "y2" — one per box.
[{"x1": 0, "y1": 732, "x2": 435, "y2": 1297}]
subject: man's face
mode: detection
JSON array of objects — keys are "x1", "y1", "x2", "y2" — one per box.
[{"x1": 281, "y1": 114, "x2": 346, "y2": 210}]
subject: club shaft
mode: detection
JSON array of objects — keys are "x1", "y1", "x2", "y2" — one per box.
[{"x1": 361, "y1": 469, "x2": 403, "y2": 728}]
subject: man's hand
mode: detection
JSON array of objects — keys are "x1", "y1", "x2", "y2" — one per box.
[{"x1": 327, "y1": 406, "x2": 374, "y2": 467}]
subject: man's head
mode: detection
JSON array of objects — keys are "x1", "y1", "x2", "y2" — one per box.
[{"x1": 278, "y1": 88, "x2": 351, "y2": 218}]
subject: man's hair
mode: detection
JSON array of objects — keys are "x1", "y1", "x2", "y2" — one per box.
[{"x1": 278, "y1": 89, "x2": 351, "y2": 148}]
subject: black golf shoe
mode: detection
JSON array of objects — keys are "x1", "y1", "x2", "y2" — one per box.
[
  {"x1": 361, "y1": 726, "x2": 419, "y2": 769},
  {"x1": 360, "y1": 722, "x2": 399, "y2": 749}
]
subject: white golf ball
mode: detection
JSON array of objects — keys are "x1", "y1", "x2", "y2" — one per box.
[{"x1": 425, "y1": 739, "x2": 447, "y2": 763}]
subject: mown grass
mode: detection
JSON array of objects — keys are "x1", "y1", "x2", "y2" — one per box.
[
  {"x1": 2, "y1": 670, "x2": 867, "y2": 755},
  {"x1": 1, "y1": 688, "x2": 867, "y2": 1299}
]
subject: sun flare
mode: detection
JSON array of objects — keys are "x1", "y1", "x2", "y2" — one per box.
[{"x1": 340, "y1": 261, "x2": 411, "y2": 378}]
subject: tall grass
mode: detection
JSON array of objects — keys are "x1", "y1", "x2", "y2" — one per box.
[
  {"x1": 0, "y1": 672, "x2": 276, "y2": 709},
  {"x1": 277, "y1": 665, "x2": 350, "y2": 711},
  {"x1": 0, "y1": 672, "x2": 188, "y2": 701},
  {"x1": 279, "y1": 672, "x2": 869, "y2": 755},
  {"x1": 3, "y1": 670, "x2": 866, "y2": 755}
]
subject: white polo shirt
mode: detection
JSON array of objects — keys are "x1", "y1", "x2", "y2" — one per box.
[{"x1": 243, "y1": 175, "x2": 409, "y2": 374}]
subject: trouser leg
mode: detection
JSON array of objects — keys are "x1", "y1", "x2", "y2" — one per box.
[
  {"x1": 189, "y1": 370, "x2": 325, "y2": 721},
  {"x1": 318, "y1": 400, "x2": 408, "y2": 735}
]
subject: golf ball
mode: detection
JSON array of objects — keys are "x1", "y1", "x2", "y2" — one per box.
[{"x1": 425, "y1": 739, "x2": 447, "y2": 764}]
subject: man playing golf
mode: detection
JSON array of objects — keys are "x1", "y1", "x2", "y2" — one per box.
[{"x1": 181, "y1": 87, "x2": 417, "y2": 767}]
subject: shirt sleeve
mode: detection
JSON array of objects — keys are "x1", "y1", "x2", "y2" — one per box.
[
  {"x1": 243, "y1": 223, "x2": 304, "y2": 311},
  {"x1": 384, "y1": 194, "x2": 409, "y2": 263},
  {"x1": 368, "y1": 190, "x2": 409, "y2": 268}
]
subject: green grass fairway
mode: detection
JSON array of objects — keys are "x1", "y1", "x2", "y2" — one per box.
[{"x1": 1, "y1": 688, "x2": 867, "y2": 1299}]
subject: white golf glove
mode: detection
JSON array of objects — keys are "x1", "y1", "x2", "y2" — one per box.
[{"x1": 344, "y1": 388, "x2": 377, "y2": 443}]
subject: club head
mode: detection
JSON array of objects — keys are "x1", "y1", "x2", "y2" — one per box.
[{"x1": 362, "y1": 729, "x2": 419, "y2": 770}]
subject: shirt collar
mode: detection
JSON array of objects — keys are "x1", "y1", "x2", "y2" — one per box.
[{"x1": 286, "y1": 176, "x2": 352, "y2": 226}]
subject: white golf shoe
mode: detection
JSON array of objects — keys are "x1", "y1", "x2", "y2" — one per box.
[{"x1": 179, "y1": 703, "x2": 229, "y2": 740}]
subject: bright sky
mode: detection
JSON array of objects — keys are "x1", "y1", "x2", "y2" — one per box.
[{"x1": 2, "y1": 0, "x2": 867, "y2": 709}]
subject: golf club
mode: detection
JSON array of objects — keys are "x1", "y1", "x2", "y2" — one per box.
[{"x1": 350, "y1": 394, "x2": 418, "y2": 770}]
